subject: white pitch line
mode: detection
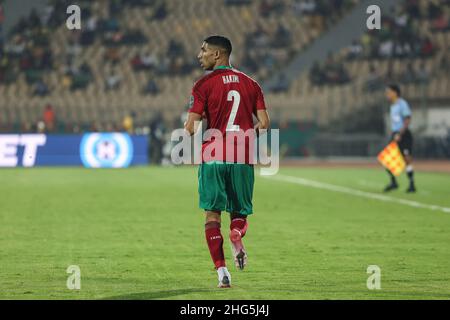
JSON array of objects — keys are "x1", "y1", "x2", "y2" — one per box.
[{"x1": 264, "y1": 174, "x2": 450, "y2": 214}]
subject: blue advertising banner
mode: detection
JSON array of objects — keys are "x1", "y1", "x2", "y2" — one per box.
[{"x1": 0, "y1": 133, "x2": 149, "y2": 167}]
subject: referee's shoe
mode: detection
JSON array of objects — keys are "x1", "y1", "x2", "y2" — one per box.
[{"x1": 384, "y1": 181, "x2": 399, "y2": 192}]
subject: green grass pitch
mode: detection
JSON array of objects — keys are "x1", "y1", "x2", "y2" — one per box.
[{"x1": 1, "y1": 166, "x2": 449, "y2": 300}]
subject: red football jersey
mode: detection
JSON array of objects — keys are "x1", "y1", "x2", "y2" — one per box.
[{"x1": 188, "y1": 67, "x2": 267, "y2": 164}]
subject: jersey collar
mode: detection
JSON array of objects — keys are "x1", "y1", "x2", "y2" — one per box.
[{"x1": 213, "y1": 65, "x2": 233, "y2": 70}]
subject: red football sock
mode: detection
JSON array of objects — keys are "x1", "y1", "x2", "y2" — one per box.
[
  {"x1": 230, "y1": 218, "x2": 248, "y2": 238},
  {"x1": 205, "y1": 222, "x2": 225, "y2": 269}
]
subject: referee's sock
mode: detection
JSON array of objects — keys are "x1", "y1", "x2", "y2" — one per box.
[
  {"x1": 406, "y1": 165, "x2": 415, "y2": 185},
  {"x1": 386, "y1": 169, "x2": 398, "y2": 185}
]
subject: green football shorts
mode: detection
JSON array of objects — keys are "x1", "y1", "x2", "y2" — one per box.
[{"x1": 198, "y1": 161, "x2": 254, "y2": 215}]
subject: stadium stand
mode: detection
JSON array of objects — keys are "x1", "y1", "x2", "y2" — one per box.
[
  {"x1": 0, "y1": 0, "x2": 448, "y2": 136},
  {"x1": 274, "y1": 0, "x2": 450, "y2": 127},
  {"x1": 0, "y1": 0, "x2": 359, "y2": 133}
]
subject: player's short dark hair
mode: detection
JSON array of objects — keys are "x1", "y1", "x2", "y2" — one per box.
[
  {"x1": 204, "y1": 35, "x2": 232, "y2": 56},
  {"x1": 387, "y1": 84, "x2": 401, "y2": 97}
]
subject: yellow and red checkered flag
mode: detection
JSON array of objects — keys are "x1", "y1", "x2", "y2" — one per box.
[{"x1": 377, "y1": 142, "x2": 406, "y2": 176}]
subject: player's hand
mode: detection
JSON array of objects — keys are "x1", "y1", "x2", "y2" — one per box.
[
  {"x1": 394, "y1": 133, "x2": 401, "y2": 142},
  {"x1": 254, "y1": 122, "x2": 261, "y2": 137}
]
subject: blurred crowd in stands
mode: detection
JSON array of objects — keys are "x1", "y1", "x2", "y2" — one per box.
[
  {"x1": 0, "y1": 2, "x2": 3, "y2": 48},
  {"x1": 360, "y1": 0, "x2": 449, "y2": 93},
  {"x1": 345, "y1": 2, "x2": 444, "y2": 61},
  {"x1": 242, "y1": 0, "x2": 357, "y2": 80},
  {"x1": 1, "y1": 0, "x2": 449, "y2": 147},
  {"x1": 0, "y1": 0, "x2": 359, "y2": 95},
  {"x1": 309, "y1": 54, "x2": 351, "y2": 86},
  {"x1": 0, "y1": 0, "x2": 177, "y2": 92},
  {"x1": 309, "y1": 0, "x2": 449, "y2": 87}
]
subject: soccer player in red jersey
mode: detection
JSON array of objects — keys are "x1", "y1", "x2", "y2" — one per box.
[{"x1": 184, "y1": 36, "x2": 270, "y2": 288}]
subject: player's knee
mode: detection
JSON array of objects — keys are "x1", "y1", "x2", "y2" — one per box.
[
  {"x1": 205, "y1": 211, "x2": 221, "y2": 225},
  {"x1": 230, "y1": 213, "x2": 247, "y2": 221},
  {"x1": 205, "y1": 221, "x2": 220, "y2": 230}
]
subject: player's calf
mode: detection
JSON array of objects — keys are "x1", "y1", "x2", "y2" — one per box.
[
  {"x1": 230, "y1": 216, "x2": 248, "y2": 270},
  {"x1": 205, "y1": 220, "x2": 226, "y2": 269}
]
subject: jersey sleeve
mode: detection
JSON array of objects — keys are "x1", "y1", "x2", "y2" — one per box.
[
  {"x1": 401, "y1": 101, "x2": 412, "y2": 117},
  {"x1": 254, "y1": 81, "x2": 267, "y2": 111},
  {"x1": 188, "y1": 85, "x2": 206, "y2": 115}
]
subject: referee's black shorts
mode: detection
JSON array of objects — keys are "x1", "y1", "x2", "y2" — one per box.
[{"x1": 391, "y1": 129, "x2": 413, "y2": 156}]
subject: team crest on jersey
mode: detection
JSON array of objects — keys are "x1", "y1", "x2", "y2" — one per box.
[{"x1": 189, "y1": 95, "x2": 194, "y2": 108}]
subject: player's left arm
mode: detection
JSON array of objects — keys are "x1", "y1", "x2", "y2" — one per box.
[
  {"x1": 253, "y1": 81, "x2": 270, "y2": 134},
  {"x1": 254, "y1": 110, "x2": 270, "y2": 131}
]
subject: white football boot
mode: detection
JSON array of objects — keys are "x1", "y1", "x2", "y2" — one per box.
[{"x1": 217, "y1": 266, "x2": 231, "y2": 288}]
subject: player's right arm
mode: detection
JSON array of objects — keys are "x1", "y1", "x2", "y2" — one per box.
[
  {"x1": 185, "y1": 83, "x2": 206, "y2": 136},
  {"x1": 184, "y1": 112, "x2": 202, "y2": 136}
]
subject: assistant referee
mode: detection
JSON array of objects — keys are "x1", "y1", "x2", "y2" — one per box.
[{"x1": 384, "y1": 84, "x2": 417, "y2": 193}]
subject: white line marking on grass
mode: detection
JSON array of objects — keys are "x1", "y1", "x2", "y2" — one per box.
[
  {"x1": 357, "y1": 180, "x2": 381, "y2": 188},
  {"x1": 357, "y1": 179, "x2": 432, "y2": 196},
  {"x1": 265, "y1": 174, "x2": 450, "y2": 214}
]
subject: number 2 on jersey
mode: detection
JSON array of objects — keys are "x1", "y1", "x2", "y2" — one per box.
[{"x1": 226, "y1": 90, "x2": 240, "y2": 132}]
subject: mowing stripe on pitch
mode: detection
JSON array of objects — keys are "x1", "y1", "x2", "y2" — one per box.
[{"x1": 265, "y1": 174, "x2": 450, "y2": 214}]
